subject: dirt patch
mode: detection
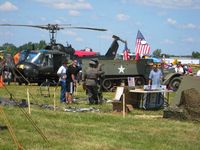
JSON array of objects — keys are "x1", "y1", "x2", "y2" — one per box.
[
  {"x1": 164, "y1": 88, "x2": 200, "y2": 121},
  {"x1": 134, "y1": 114, "x2": 162, "y2": 119},
  {"x1": 179, "y1": 88, "x2": 200, "y2": 121}
]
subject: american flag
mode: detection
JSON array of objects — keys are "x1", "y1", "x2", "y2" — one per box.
[
  {"x1": 135, "y1": 30, "x2": 150, "y2": 56},
  {"x1": 123, "y1": 43, "x2": 130, "y2": 61}
]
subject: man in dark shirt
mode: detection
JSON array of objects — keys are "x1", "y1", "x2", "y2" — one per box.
[{"x1": 66, "y1": 59, "x2": 80, "y2": 103}]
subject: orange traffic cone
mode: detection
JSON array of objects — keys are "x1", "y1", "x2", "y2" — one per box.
[{"x1": 0, "y1": 75, "x2": 4, "y2": 88}]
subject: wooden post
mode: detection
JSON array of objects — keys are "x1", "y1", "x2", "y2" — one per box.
[
  {"x1": 27, "y1": 88, "x2": 31, "y2": 114},
  {"x1": 123, "y1": 93, "x2": 125, "y2": 118},
  {"x1": 0, "y1": 106, "x2": 23, "y2": 149},
  {"x1": 53, "y1": 87, "x2": 56, "y2": 111},
  {"x1": 74, "y1": 83, "x2": 77, "y2": 96}
]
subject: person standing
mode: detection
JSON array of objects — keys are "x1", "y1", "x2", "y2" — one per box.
[
  {"x1": 82, "y1": 59, "x2": 104, "y2": 104},
  {"x1": 187, "y1": 64, "x2": 193, "y2": 75},
  {"x1": 13, "y1": 52, "x2": 20, "y2": 64},
  {"x1": 174, "y1": 62, "x2": 184, "y2": 75},
  {"x1": 57, "y1": 60, "x2": 68, "y2": 103},
  {"x1": 143, "y1": 64, "x2": 163, "y2": 109},
  {"x1": 3, "y1": 66, "x2": 12, "y2": 85},
  {"x1": 66, "y1": 60, "x2": 80, "y2": 104},
  {"x1": 197, "y1": 70, "x2": 200, "y2": 77},
  {"x1": 148, "y1": 64, "x2": 163, "y2": 88}
]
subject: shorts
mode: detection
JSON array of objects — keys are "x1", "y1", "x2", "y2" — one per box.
[{"x1": 66, "y1": 81, "x2": 74, "y2": 94}]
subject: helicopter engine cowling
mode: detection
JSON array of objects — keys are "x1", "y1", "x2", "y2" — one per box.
[
  {"x1": 45, "y1": 43, "x2": 75, "y2": 55},
  {"x1": 64, "y1": 45, "x2": 75, "y2": 55},
  {"x1": 16, "y1": 62, "x2": 39, "y2": 82}
]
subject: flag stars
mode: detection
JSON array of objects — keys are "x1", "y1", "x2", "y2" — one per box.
[{"x1": 118, "y1": 65, "x2": 125, "y2": 73}]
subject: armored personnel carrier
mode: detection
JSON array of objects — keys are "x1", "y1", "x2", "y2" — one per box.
[{"x1": 82, "y1": 58, "x2": 182, "y2": 91}]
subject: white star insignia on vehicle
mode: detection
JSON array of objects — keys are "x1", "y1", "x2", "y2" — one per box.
[{"x1": 118, "y1": 65, "x2": 125, "y2": 73}]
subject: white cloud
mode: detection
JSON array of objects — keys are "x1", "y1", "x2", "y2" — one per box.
[
  {"x1": 0, "y1": 30, "x2": 14, "y2": 37},
  {"x1": 181, "y1": 23, "x2": 200, "y2": 29},
  {"x1": 53, "y1": 19, "x2": 62, "y2": 24},
  {"x1": 116, "y1": 13, "x2": 129, "y2": 21},
  {"x1": 135, "y1": 21, "x2": 142, "y2": 26},
  {"x1": 38, "y1": 0, "x2": 92, "y2": 10},
  {"x1": 182, "y1": 37, "x2": 195, "y2": 43},
  {"x1": 75, "y1": 37, "x2": 83, "y2": 42},
  {"x1": 157, "y1": 11, "x2": 167, "y2": 16},
  {"x1": 166, "y1": 18, "x2": 200, "y2": 30},
  {"x1": 130, "y1": 0, "x2": 200, "y2": 9},
  {"x1": 162, "y1": 39, "x2": 174, "y2": 44},
  {"x1": 62, "y1": 30, "x2": 77, "y2": 36},
  {"x1": 0, "y1": 1, "x2": 18, "y2": 11},
  {"x1": 68, "y1": 10, "x2": 80, "y2": 16},
  {"x1": 40, "y1": 17, "x2": 47, "y2": 21},
  {"x1": 98, "y1": 34, "x2": 112, "y2": 41},
  {"x1": 166, "y1": 18, "x2": 177, "y2": 25}
]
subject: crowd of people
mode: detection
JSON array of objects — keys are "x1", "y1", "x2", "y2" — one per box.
[
  {"x1": 174, "y1": 62, "x2": 193, "y2": 75},
  {"x1": 57, "y1": 58, "x2": 104, "y2": 105},
  {"x1": 57, "y1": 59, "x2": 81, "y2": 104},
  {"x1": 1, "y1": 55, "x2": 200, "y2": 105}
]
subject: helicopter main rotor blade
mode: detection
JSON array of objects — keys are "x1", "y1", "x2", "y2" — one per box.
[
  {"x1": 0, "y1": 24, "x2": 107, "y2": 31},
  {"x1": 67, "y1": 26, "x2": 107, "y2": 31},
  {"x1": 59, "y1": 24, "x2": 71, "y2": 26},
  {"x1": 0, "y1": 24, "x2": 63, "y2": 30},
  {"x1": 0, "y1": 24, "x2": 52, "y2": 30}
]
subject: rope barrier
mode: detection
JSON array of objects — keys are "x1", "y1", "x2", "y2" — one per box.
[
  {"x1": 0, "y1": 106, "x2": 23, "y2": 150},
  {"x1": 2, "y1": 85, "x2": 49, "y2": 144}
]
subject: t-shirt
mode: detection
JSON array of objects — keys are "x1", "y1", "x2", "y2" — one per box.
[
  {"x1": 175, "y1": 66, "x2": 184, "y2": 74},
  {"x1": 66, "y1": 65, "x2": 80, "y2": 82},
  {"x1": 57, "y1": 65, "x2": 67, "y2": 81},
  {"x1": 197, "y1": 70, "x2": 200, "y2": 77},
  {"x1": 149, "y1": 69, "x2": 163, "y2": 86},
  {"x1": 188, "y1": 67, "x2": 192, "y2": 73}
]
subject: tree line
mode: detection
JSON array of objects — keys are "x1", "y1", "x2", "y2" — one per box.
[
  {"x1": 152, "y1": 49, "x2": 200, "y2": 58},
  {"x1": 1, "y1": 41, "x2": 200, "y2": 58},
  {"x1": 0, "y1": 40, "x2": 47, "y2": 56}
]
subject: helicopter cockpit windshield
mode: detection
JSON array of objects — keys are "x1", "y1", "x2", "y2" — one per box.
[
  {"x1": 21, "y1": 50, "x2": 53, "y2": 67},
  {"x1": 18, "y1": 50, "x2": 35, "y2": 62},
  {"x1": 30, "y1": 53, "x2": 43, "y2": 64}
]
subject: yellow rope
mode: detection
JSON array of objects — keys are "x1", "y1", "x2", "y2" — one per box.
[{"x1": 0, "y1": 106, "x2": 23, "y2": 149}]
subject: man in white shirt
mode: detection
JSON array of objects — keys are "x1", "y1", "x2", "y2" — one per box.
[
  {"x1": 197, "y1": 70, "x2": 200, "y2": 77},
  {"x1": 175, "y1": 62, "x2": 184, "y2": 75},
  {"x1": 57, "y1": 60, "x2": 68, "y2": 103}
]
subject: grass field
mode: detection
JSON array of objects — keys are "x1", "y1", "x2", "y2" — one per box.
[{"x1": 0, "y1": 84, "x2": 200, "y2": 150}]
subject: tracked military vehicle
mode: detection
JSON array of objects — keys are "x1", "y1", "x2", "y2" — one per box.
[{"x1": 82, "y1": 58, "x2": 182, "y2": 91}]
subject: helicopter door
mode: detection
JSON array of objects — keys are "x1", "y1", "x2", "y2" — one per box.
[{"x1": 40, "y1": 54, "x2": 53, "y2": 74}]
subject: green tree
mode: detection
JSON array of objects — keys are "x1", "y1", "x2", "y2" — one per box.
[
  {"x1": 1, "y1": 40, "x2": 47, "y2": 55},
  {"x1": 39, "y1": 40, "x2": 47, "y2": 49},
  {"x1": 2, "y1": 43, "x2": 17, "y2": 55},
  {"x1": 18, "y1": 40, "x2": 47, "y2": 51},
  {"x1": 192, "y1": 51, "x2": 200, "y2": 58},
  {"x1": 152, "y1": 49, "x2": 162, "y2": 57},
  {"x1": 161, "y1": 53, "x2": 170, "y2": 58}
]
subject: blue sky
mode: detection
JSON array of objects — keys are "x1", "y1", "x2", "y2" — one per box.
[{"x1": 0, "y1": 0, "x2": 200, "y2": 55}]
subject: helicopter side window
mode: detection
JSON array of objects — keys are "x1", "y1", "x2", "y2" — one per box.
[{"x1": 42, "y1": 54, "x2": 53, "y2": 67}]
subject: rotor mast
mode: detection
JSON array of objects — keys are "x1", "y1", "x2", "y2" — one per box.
[
  {"x1": 48, "y1": 24, "x2": 63, "y2": 46},
  {"x1": 49, "y1": 27, "x2": 56, "y2": 45}
]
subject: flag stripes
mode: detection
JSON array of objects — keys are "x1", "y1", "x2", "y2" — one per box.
[
  {"x1": 135, "y1": 30, "x2": 150, "y2": 55},
  {"x1": 123, "y1": 43, "x2": 130, "y2": 61}
]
